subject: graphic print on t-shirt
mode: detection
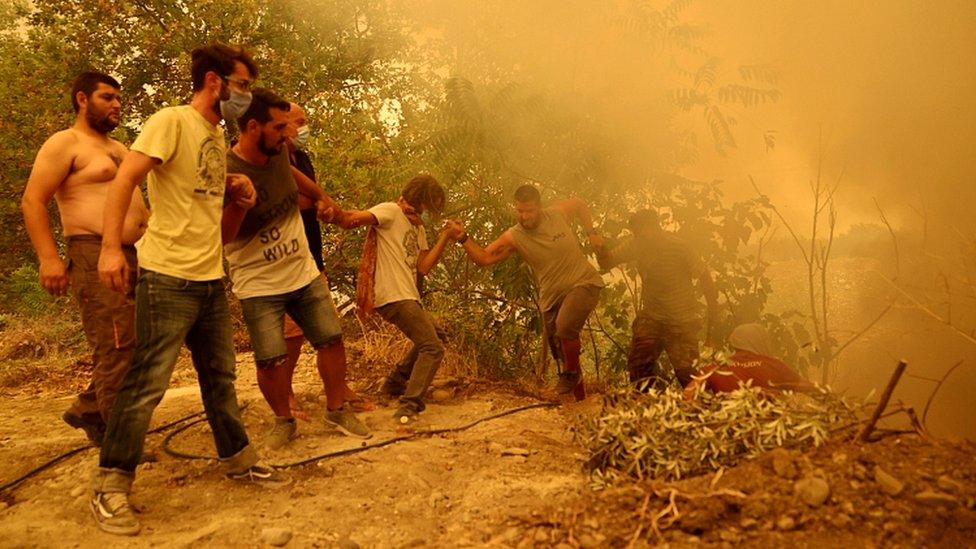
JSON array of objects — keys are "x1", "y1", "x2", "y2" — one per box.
[
  {"x1": 403, "y1": 227, "x2": 419, "y2": 269},
  {"x1": 258, "y1": 222, "x2": 301, "y2": 263},
  {"x1": 195, "y1": 135, "x2": 225, "y2": 197}
]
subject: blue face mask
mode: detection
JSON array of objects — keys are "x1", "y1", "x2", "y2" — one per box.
[
  {"x1": 293, "y1": 125, "x2": 311, "y2": 149},
  {"x1": 219, "y1": 88, "x2": 252, "y2": 122}
]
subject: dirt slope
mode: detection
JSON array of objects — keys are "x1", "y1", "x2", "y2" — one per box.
[
  {"x1": 2, "y1": 352, "x2": 974, "y2": 548},
  {"x1": 0, "y1": 355, "x2": 588, "y2": 548}
]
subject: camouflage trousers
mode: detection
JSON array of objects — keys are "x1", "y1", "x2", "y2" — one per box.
[{"x1": 627, "y1": 314, "x2": 700, "y2": 388}]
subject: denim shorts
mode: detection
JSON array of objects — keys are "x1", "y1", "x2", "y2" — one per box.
[{"x1": 240, "y1": 276, "x2": 343, "y2": 367}]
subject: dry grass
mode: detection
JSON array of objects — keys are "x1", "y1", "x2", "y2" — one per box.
[
  {"x1": 0, "y1": 310, "x2": 88, "y2": 390},
  {"x1": 349, "y1": 318, "x2": 483, "y2": 389}
]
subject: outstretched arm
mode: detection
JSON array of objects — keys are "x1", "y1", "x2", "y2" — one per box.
[
  {"x1": 21, "y1": 132, "x2": 75, "y2": 296},
  {"x1": 291, "y1": 165, "x2": 324, "y2": 202},
  {"x1": 454, "y1": 225, "x2": 516, "y2": 267},
  {"x1": 597, "y1": 237, "x2": 635, "y2": 271},
  {"x1": 333, "y1": 209, "x2": 379, "y2": 230},
  {"x1": 99, "y1": 151, "x2": 156, "y2": 293},
  {"x1": 417, "y1": 226, "x2": 458, "y2": 276},
  {"x1": 291, "y1": 166, "x2": 344, "y2": 224},
  {"x1": 553, "y1": 197, "x2": 605, "y2": 250}
]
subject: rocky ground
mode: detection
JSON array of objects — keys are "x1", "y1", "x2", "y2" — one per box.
[
  {"x1": 0, "y1": 349, "x2": 592, "y2": 548},
  {"x1": 526, "y1": 432, "x2": 976, "y2": 548},
  {"x1": 1, "y1": 343, "x2": 974, "y2": 548}
]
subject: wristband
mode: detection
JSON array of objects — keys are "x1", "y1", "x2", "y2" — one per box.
[{"x1": 457, "y1": 233, "x2": 469, "y2": 245}]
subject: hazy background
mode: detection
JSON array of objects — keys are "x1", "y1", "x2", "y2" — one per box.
[
  {"x1": 688, "y1": 0, "x2": 976, "y2": 234},
  {"x1": 1, "y1": 0, "x2": 972, "y2": 436},
  {"x1": 400, "y1": 0, "x2": 976, "y2": 435}
]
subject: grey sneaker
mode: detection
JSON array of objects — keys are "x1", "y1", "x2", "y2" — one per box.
[
  {"x1": 324, "y1": 405, "x2": 371, "y2": 439},
  {"x1": 555, "y1": 371, "x2": 581, "y2": 395},
  {"x1": 90, "y1": 492, "x2": 140, "y2": 536},
  {"x1": 264, "y1": 417, "x2": 297, "y2": 450},
  {"x1": 226, "y1": 464, "x2": 291, "y2": 488}
]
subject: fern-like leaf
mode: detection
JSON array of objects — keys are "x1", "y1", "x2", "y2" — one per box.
[
  {"x1": 705, "y1": 105, "x2": 736, "y2": 154},
  {"x1": 694, "y1": 56, "x2": 719, "y2": 91},
  {"x1": 738, "y1": 63, "x2": 780, "y2": 85},
  {"x1": 717, "y1": 84, "x2": 781, "y2": 107}
]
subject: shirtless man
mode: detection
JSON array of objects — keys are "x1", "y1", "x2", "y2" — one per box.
[{"x1": 21, "y1": 71, "x2": 149, "y2": 444}]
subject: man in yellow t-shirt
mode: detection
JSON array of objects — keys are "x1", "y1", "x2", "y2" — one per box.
[{"x1": 91, "y1": 43, "x2": 289, "y2": 537}]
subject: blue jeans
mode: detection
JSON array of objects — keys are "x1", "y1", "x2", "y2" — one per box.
[
  {"x1": 240, "y1": 275, "x2": 343, "y2": 368},
  {"x1": 95, "y1": 271, "x2": 256, "y2": 491}
]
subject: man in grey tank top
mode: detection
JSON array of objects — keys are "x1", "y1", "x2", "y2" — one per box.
[
  {"x1": 449, "y1": 185, "x2": 605, "y2": 400},
  {"x1": 598, "y1": 209, "x2": 718, "y2": 389}
]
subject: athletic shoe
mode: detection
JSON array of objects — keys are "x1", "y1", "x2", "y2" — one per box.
[
  {"x1": 90, "y1": 492, "x2": 141, "y2": 536},
  {"x1": 324, "y1": 405, "x2": 371, "y2": 439},
  {"x1": 264, "y1": 417, "x2": 297, "y2": 450},
  {"x1": 554, "y1": 371, "x2": 581, "y2": 395},
  {"x1": 63, "y1": 411, "x2": 105, "y2": 446},
  {"x1": 392, "y1": 405, "x2": 420, "y2": 424},
  {"x1": 226, "y1": 464, "x2": 292, "y2": 488}
]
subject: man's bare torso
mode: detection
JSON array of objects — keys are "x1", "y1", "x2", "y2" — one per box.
[{"x1": 53, "y1": 129, "x2": 149, "y2": 244}]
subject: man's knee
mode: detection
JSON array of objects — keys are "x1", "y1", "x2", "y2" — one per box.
[
  {"x1": 256, "y1": 355, "x2": 288, "y2": 370},
  {"x1": 553, "y1": 321, "x2": 583, "y2": 342},
  {"x1": 311, "y1": 333, "x2": 343, "y2": 351},
  {"x1": 418, "y1": 339, "x2": 445, "y2": 359}
]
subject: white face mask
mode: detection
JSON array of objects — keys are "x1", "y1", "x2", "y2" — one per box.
[
  {"x1": 219, "y1": 88, "x2": 252, "y2": 122},
  {"x1": 293, "y1": 124, "x2": 311, "y2": 149}
]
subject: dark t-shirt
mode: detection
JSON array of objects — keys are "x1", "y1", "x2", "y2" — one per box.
[
  {"x1": 223, "y1": 149, "x2": 318, "y2": 298},
  {"x1": 226, "y1": 150, "x2": 299, "y2": 242},
  {"x1": 602, "y1": 233, "x2": 704, "y2": 324},
  {"x1": 291, "y1": 149, "x2": 324, "y2": 271}
]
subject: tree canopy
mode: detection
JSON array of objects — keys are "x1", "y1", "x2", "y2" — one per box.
[{"x1": 0, "y1": 0, "x2": 792, "y2": 380}]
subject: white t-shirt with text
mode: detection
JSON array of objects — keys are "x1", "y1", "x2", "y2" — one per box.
[
  {"x1": 223, "y1": 150, "x2": 319, "y2": 299},
  {"x1": 368, "y1": 202, "x2": 429, "y2": 307}
]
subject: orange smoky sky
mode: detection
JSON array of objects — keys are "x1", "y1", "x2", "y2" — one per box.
[
  {"x1": 403, "y1": 0, "x2": 976, "y2": 234},
  {"x1": 684, "y1": 0, "x2": 976, "y2": 234}
]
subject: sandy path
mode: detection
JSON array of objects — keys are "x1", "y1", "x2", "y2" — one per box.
[{"x1": 0, "y1": 355, "x2": 589, "y2": 547}]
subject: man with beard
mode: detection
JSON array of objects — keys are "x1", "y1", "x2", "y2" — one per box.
[
  {"x1": 22, "y1": 71, "x2": 149, "y2": 445},
  {"x1": 448, "y1": 184, "x2": 605, "y2": 400},
  {"x1": 94, "y1": 44, "x2": 288, "y2": 536},
  {"x1": 273, "y1": 102, "x2": 374, "y2": 420},
  {"x1": 224, "y1": 89, "x2": 369, "y2": 447}
]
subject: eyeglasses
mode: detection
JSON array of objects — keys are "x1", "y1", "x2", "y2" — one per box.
[{"x1": 222, "y1": 75, "x2": 254, "y2": 92}]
